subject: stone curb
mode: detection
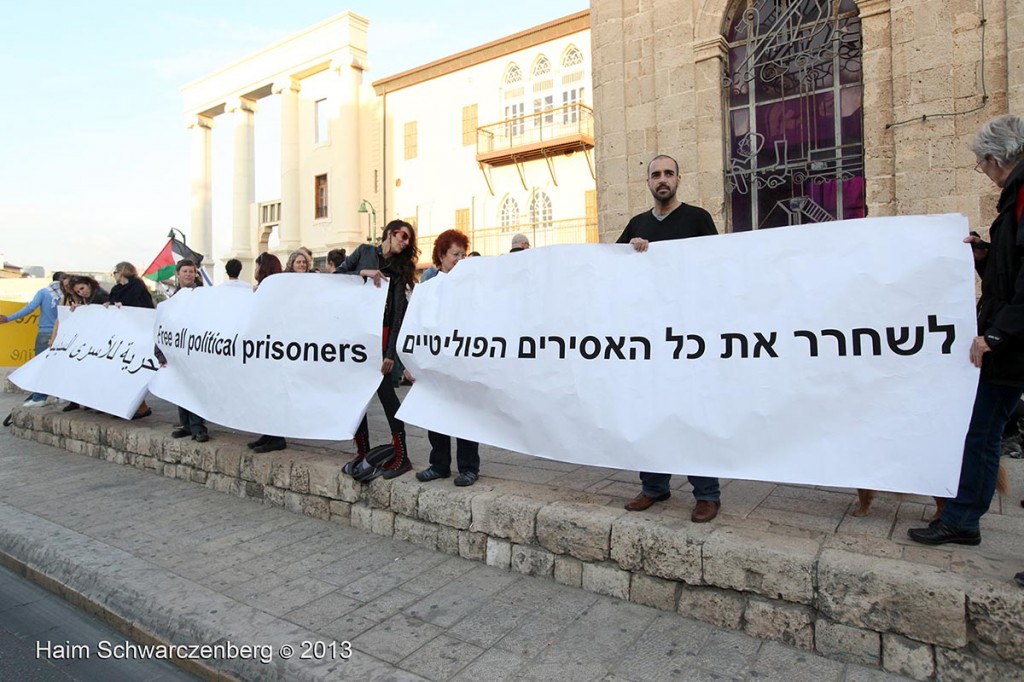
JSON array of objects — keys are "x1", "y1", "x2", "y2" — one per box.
[
  {"x1": 9, "y1": 406, "x2": 1024, "y2": 680},
  {"x1": 0, "y1": 501, "x2": 421, "y2": 682}
]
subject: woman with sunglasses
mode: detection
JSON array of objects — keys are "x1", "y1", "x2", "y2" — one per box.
[{"x1": 338, "y1": 220, "x2": 419, "y2": 479}]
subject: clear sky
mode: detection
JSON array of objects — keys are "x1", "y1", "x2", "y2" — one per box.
[{"x1": 0, "y1": 1, "x2": 588, "y2": 273}]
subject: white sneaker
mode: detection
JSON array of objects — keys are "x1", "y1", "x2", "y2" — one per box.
[{"x1": 21, "y1": 399, "x2": 46, "y2": 408}]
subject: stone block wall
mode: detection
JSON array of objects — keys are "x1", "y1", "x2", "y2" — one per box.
[
  {"x1": 592, "y1": 0, "x2": 1015, "y2": 240},
  {"x1": 8, "y1": 407, "x2": 1024, "y2": 680}
]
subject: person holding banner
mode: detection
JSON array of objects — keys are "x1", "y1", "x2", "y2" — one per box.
[
  {"x1": 617, "y1": 154, "x2": 722, "y2": 523},
  {"x1": 168, "y1": 260, "x2": 209, "y2": 443},
  {"x1": 50, "y1": 274, "x2": 109, "y2": 413},
  {"x1": 53, "y1": 275, "x2": 86, "y2": 412},
  {"x1": 0, "y1": 272, "x2": 66, "y2": 407},
  {"x1": 413, "y1": 229, "x2": 481, "y2": 486},
  {"x1": 69, "y1": 276, "x2": 109, "y2": 306},
  {"x1": 246, "y1": 253, "x2": 292, "y2": 454},
  {"x1": 109, "y1": 262, "x2": 155, "y2": 310},
  {"x1": 108, "y1": 262, "x2": 155, "y2": 420},
  {"x1": 910, "y1": 115, "x2": 1024, "y2": 548},
  {"x1": 338, "y1": 219, "x2": 419, "y2": 479}
]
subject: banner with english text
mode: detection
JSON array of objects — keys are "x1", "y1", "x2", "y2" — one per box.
[
  {"x1": 9, "y1": 305, "x2": 158, "y2": 419},
  {"x1": 148, "y1": 274, "x2": 387, "y2": 439},
  {"x1": 397, "y1": 214, "x2": 980, "y2": 497}
]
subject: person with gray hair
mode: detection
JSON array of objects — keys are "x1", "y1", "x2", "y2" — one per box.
[
  {"x1": 285, "y1": 250, "x2": 311, "y2": 273},
  {"x1": 509, "y1": 234, "x2": 530, "y2": 252},
  {"x1": 909, "y1": 114, "x2": 1024, "y2": 555}
]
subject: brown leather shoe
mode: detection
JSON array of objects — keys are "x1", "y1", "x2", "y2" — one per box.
[
  {"x1": 624, "y1": 491, "x2": 670, "y2": 511},
  {"x1": 691, "y1": 500, "x2": 720, "y2": 523}
]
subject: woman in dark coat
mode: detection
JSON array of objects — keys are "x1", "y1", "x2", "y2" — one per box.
[
  {"x1": 909, "y1": 114, "x2": 1024, "y2": 555},
  {"x1": 109, "y1": 262, "x2": 154, "y2": 310},
  {"x1": 107, "y1": 262, "x2": 154, "y2": 419},
  {"x1": 338, "y1": 220, "x2": 419, "y2": 479}
]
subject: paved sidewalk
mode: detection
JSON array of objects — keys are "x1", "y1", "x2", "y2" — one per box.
[{"x1": 0, "y1": 403, "x2": 913, "y2": 681}]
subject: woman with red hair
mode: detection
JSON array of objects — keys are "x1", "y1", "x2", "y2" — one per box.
[
  {"x1": 413, "y1": 229, "x2": 481, "y2": 486},
  {"x1": 252, "y1": 253, "x2": 283, "y2": 290}
]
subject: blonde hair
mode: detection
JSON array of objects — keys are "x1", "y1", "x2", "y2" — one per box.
[{"x1": 113, "y1": 261, "x2": 138, "y2": 279}]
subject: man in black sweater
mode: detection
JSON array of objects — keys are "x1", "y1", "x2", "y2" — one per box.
[{"x1": 617, "y1": 154, "x2": 721, "y2": 523}]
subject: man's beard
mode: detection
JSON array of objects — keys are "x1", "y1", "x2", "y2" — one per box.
[{"x1": 652, "y1": 185, "x2": 675, "y2": 204}]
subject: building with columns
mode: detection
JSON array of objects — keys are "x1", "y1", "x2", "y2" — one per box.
[
  {"x1": 590, "y1": 0, "x2": 1021, "y2": 241},
  {"x1": 184, "y1": 1, "x2": 1020, "y2": 279},
  {"x1": 182, "y1": 12, "x2": 371, "y2": 279},
  {"x1": 182, "y1": 10, "x2": 595, "y2": 278}
]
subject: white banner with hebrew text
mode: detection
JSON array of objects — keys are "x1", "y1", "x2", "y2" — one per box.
[{"x1": 398, "y1": 214, "x2": 979, "y2": 496}]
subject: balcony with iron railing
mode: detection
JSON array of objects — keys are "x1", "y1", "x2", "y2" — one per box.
[
  {"x1": 417, "y1": 216, "x2": 599, "y2": 263},
  {"x1": 476, "y1": 104, "x2": 594, "y2": 166}
]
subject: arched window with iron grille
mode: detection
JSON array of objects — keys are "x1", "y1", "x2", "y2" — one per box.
[
  {"x1": 500, "y1": 196, "x2": 520, "y2": 230},
  {"x1": 724, "y1": 0, "x2": 865, "y2": 231},
  {"x1": 529, "y1": 191, "x2": 552, "y2": 228},
  {"x1": 503, "y1": 63, "x2": 525, "y2": 138}
]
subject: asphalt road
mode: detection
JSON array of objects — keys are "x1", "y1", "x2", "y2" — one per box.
[{"x1": 0, "y1": 563, "x2": 197, "y2": 682}]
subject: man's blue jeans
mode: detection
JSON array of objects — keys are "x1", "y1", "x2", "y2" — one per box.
[
  {"x1": 940, "y1": 379, "x2": 1023, "y2": 532},
  {"x1": 28, "y1": 330, "x2": 50, "y2": 402},
  {"x1": 640, "y1": 471, "x2": 720, "y2": 501}
]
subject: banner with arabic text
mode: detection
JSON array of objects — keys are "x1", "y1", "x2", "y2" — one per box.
[
  {"x1": 397, "y1": 214, "x2": 979, "y2": 496},
  {"x1": 9, "y1": 305, "x2": 158, "y2": 418}
]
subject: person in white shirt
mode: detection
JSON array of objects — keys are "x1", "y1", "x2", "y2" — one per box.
[{"x1": 221, "y1": 258, "x2": 250, "y2": 288}]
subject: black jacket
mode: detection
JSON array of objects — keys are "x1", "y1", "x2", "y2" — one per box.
[
  {"x1": 978, "y1": 160, "x2": 1024, "y2": 385},
  {"x1": 109, "y1": 276, "x2": 154, "y2": 309},
  {"x1": 337, "y1": 243, "x2": 410, "y2": 361}
]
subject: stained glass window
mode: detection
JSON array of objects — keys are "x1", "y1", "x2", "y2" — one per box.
[{"x1": 724, "y1": 0, "x2": 865, "y2": 231}]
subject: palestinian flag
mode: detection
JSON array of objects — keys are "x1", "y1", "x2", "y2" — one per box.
[
  {"x1": 143, "y1": 240, "x2": 176, "y2": 281},
  {"x1": 143, "y1": 236, "x2": 205, "y2": 282}
]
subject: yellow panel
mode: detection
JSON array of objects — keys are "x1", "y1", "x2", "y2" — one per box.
[{"x1": 0, "y1": 299, "x2": 41, "y2": 367}]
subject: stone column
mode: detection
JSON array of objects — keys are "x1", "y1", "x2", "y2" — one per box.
[
  {"x1": 693, "y1": 36, "x2": 729, "y2": 230},
  {"x1": 226, "y1": 97, "x2": 257, "y2": 259},
  {"x1": 273, "y1": 78, "x2": 301, "y2": 252},
  {"x1": 591, "y1": 0, "x2": 629, "y2": 243},
  {"x1": 333, "y1": 55, "x2": 363, "y2": 243},
  {"x1": 1011, "y1": 1, "x2": 1024, "y2": 113},
  {"x1": 187, "y1": 115, "x2": 214, "y2": 270},
  {"x1": 859, "y1": 0, "x2": 896, "y2": 218}
]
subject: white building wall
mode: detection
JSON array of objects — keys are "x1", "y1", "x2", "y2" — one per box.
[{"x1": 377, "y1": 29, "x2": 594, "y2": 258}]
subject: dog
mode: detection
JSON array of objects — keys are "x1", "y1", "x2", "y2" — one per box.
[{"x1": 853, "y1": 459, "x2": 1009, "y2": 518}]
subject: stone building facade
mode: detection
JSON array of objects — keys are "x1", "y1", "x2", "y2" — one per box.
[{"x1": 591, "y1": 0, "x2": 1023, "y2": 241}]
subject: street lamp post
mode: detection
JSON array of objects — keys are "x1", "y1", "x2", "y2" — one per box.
[{"x1": 358, "y1": 200, "x2": 377, "y2": 243}]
